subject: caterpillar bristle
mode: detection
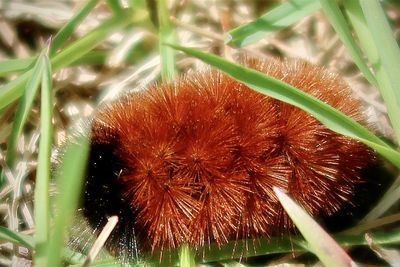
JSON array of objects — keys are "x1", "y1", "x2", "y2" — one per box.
[{"x1": 81, "y1": 58, "x2": 376, "y2": 259}]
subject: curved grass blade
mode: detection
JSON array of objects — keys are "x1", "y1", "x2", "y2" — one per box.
[
  {"x1": 343, "y1": 0, "x2": 400, "y2": 143},
  {"x1": 274, "y1": 187, "x2": 355, "y2": 267},
  {"x1": 343, "y1": 0, "x2": 400, "y2": 221},
  {"x1": 168, "y1": 44, "x2": 400, "y2": 168},
  {"x1": 358, "y1": 0, "x2": 400, "y2": 143},
  {"x1": 226, "y1": 0, "x2": 320, "y2": 47},
  {"x1": 0, "y1": 9, "x2": 135, "y2": 111},
  {"x1": 0, "y1": 226, "x2": 34, "y2": 249},
  {"x1": 34, "y1": 49, "x2": 53, "y2": 267},
  {"x1": 318, "y1": 0, "x2": 377, "y2": 88},
  {"x1": 359, "y1": 138, "x2": 400, "y2": 167}
]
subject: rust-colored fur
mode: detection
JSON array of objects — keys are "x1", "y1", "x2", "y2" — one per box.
[{"x1": 86, "y1": 58, "x2": 374, "y2": 255}]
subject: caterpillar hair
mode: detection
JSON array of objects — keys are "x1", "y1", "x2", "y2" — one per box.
[{"x1": 80, "y1": 57, "x2": 377, "y2": 261}]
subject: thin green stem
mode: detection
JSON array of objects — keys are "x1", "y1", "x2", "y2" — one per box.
[
  {"x1": 158, "y1": 0, "x2": 176, "y2": 82},
  {"x1": 358, "y1": 0, "x2": 400, "y2": 143},
  {"x1": 51, "y1": 0, "x2": 99, "y2": 55},
  {"x1": 2, "y1": 49, "x2": 46, "y2": 183},
  {"x1": 318, "y1": 0, "x2": 378, "y2": 87},
  {"x1": 34, "y1": 51, "x2": 53, "y2": 267}
]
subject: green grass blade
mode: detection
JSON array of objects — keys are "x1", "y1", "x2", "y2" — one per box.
[
  {"x1": 106, "y1": 0, "x2": 124, "y2": 15},
  {"x1": 274, "y1": 187, "x2": 354, "y2": 267},
  {"x1": 4, "y1": 49, "x2": 46, "y2": 170},
  {"x1": 63, "y1": 248, "x2": 86, "y2": 265},
  {"x1": 51, "y1": 0, "x2": 99, "y2": 55},
  {"x1": 179, "y1": 244, "x2": 195, "y2": 267},
  {"x1": 0, "y1": 71, "x2": 31, "y2": 111},
  {"x1": 373, "y1": 71, "x2": 400, "y2": 144},
  {"x1": 363, "y1": 183, "x2": 400, "y2": 222},
  {"x1": 74, "y1": 227, "x2": 400, "y2": 265},
  {"x1": 344, "y1": 0, "x2": 400, "y2": 222},
  {"x1": 157, "y1": 0, "x2": 176, "y2": 82},
  {"x1": 168, "y1": 44, "x2": 400, "y2": 168},
  {"x1": 342, "y1": 1, "x2": 379, "y2": 62},
  {"x1": 196, "y1": 236, "x2": 303, "y2": 263},
  {"x1": 344, "y1": 0, "x2": 400, "y2": 143},
  {"x1": 46, "y1": 132, "x2": 90, "y2": 267},
  {"x1": 0, "y1": 9, "x2": 134, "y2": 111},
  {"x1": 144, "y1": 227, "x2": 400, "y2": 264},
  {"x1": 360, "y1": 138, "x2": 400, "y2": 167},
  {"x1": 34, "y1": 49, "x2": 53, "y2": 267},
  {"x1": 318, "y1": 0, "x2": 378, "y2": 87},
  {"x1": 358, "y1": 0, "x2": 400, "y2": 143},
  {"x1": 0, "y1": 57, "x2": 34, "y2": 77},
  {"x1": 226, "y1": 0, "x2": 320, "y2": 47},
  {"x1": 70, "y1": 51, "x2": 108, "y2": 65},
  {"x1": 52, "y1": 10, "x2": 134, "y2": 70},
  {"x1": 0, "y1": 226, "x2": 34, "y2": 249}
]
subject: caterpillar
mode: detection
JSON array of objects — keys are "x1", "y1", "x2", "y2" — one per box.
[{"x1": 80, "y1": 57, "x2": 376, "y2": 261}]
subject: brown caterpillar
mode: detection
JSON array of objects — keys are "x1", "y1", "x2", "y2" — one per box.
[{"x1": 80, "y1": 58, "x2": 376, "y2": 260}]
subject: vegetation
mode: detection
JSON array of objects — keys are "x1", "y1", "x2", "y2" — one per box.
[{"x1": 0, "y1": 0, "x2": 399, "y2": 266}]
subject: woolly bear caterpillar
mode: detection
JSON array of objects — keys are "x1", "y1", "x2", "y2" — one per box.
[{"x1": 79, "y1": 58, "x2": 376, "y2": 262}]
